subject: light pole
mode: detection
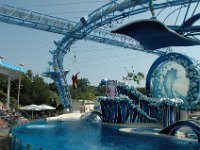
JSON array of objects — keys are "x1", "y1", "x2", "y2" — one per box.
[
  {"x1": 17, "y1": 76, "x2": 21, "y2": 108},
  {"x1": 17, "y1": 63, "x2": 24, "y2": 108},
  {"x1": 0, "y1": 56, "x2": 3, "y2": 64},
  {"x1": 0, "y1": 55, "x2": 3, "y2": 60}
]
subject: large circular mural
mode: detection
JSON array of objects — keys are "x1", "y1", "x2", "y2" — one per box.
[{"x1": 146, "y1": 53, "x2": 200, "y2": 108}]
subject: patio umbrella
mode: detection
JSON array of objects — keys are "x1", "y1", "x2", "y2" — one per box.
[
  {"x1": 19, "y1": 104, "x2": 41, "y2": 111},
  {"x1": 19, "y1": 104, "x2": 42, "y2": 118},
  {"x1": 38, "y1": 104, "x2": 56, "y2": 110},
  {"x1": 38, "y1": 104, "x2": 56, "y2": 117}
]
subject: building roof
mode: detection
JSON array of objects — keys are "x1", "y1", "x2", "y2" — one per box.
[{"x1": 0, "y1": 61, "x2": 24, "y2": 79}]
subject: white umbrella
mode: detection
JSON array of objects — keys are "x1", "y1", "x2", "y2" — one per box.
[
  {"x1": 19, "y1": 104, "x2": 42, "y2": 111},
  {"x1": 38, "y1": 104, "x2": 56, "y2": 117},
  {"x1": 19, "y1": 104, "x2": 42, "y2": 118},
  {"x1": 38, "y1": 104, "x2": 56, "y2": 110}
]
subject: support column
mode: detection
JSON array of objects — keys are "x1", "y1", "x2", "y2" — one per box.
[
  {"x1": 17, "y1": 76, "x2": 21, "y2": 108},
  {"x1": 7, "y1": 77, "x2": 11, "y2": 109}
]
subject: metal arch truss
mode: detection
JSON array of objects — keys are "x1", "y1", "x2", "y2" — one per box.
[
  {"x1": 1, "y1": 0, "x2": 200, "y2": 107},
  {"x1": 52, "y1": 0, "x2": 200, "y2": 63},
  {"x1": 52, "y1": 0, "x2": 200, "y2": 107},
  {"x1": 0, "y1": 4, "x2": 148, "y2": 54}
]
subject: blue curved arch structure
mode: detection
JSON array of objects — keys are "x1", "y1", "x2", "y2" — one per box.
[
  {"x1": 146, "y1": 52, "x2": 200, "y2": 108},
  {"x1": 48, "y1": 0, "x2": 200, "y2": 108},
  {"x1": 159, "y1": 120, "x2": 200, "y2": 142}
]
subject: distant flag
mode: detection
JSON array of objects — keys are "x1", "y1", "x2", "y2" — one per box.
[{"x1": 72, "y1": 72, "x2": 80, "y2": 89}]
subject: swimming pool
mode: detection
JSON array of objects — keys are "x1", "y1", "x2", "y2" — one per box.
[{"x1": 12, "y1": 119, "x2": 198, "y2": 150}]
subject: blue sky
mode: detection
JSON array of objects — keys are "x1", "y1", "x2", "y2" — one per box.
[{"x1": 0, "y1": 0, "x2": 200, "y2": 86}]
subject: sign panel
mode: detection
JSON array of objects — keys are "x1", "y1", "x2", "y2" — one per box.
[{"x1": 106, "y1": 80, "x2": 117, "y2": 97}]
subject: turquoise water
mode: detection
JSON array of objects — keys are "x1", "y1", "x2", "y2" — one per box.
[{"x1": 12, "y1": 119, "x2": 199, "y2": 150}]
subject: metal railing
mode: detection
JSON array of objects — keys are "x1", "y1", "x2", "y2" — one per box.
[
  {"x1": 10, "y1": 118, "x2": 46, "y2": 150},
  {"x1": 10, "y1": 134, "x2": 44, "y2": 150}
]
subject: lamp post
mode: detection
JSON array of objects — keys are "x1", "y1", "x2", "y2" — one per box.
[
  {"x1": 0, "y1": 56, "x2": 3, "y2": 63},
  {"x1": 17, "y1": 76, "x2": 21, "y2": 108},
  {"x1": 17, "y1": 63, "x2": 24, "y2": 108}
]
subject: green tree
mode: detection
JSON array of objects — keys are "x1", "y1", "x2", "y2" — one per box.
[
  {"x1": 70, "y1": 78, "x2": 97, "y2": 100},
  {"x1": 0, "y1": 75, "x2": 7, "y2": 93},
  {"x1": 123, "y1": 71, "x2": 145, "y2": 85},
  {"x1": 76, "y1": 78, "x2": 90, "y2": 93},
  {"x1": 49, "y1": 82, "x2": 58, "y2": 94},
  {"x1": 96, "y1": 86, "x2": 106, "y2": 96},
  {"x1": 71, "y1": 78, "x2": 90, "y2": 99},
  {"x1": 83, "y1": 92, "x2": 96, "y2": 100},
  {"x1": 10, "y1": 97, "x2": 18, "y2": 109},
  {"x1": 18, "y1": 73, "x2": 34, "y2": 105},
  {"x1": 0, "y1": 69, "x2": 61, "y2": 109},
  {"x1": 0, "y1": 90, "x2": 6, "y2": 102},
  {"x1": 26, "y1": 70, "x2": 33, "y2": 81},
  {"x1": 0, "y1": 75, "x2": 18, "y2": 108},
  {"x1": 49, "y1": 91, "x2": 60, "y2": 107},
  {"x1": 32, "y1": 74, "x2": 50, "y2": 104},
  {"x1": 123, "y1": 70, "x2": 146, "y2": 95}
]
